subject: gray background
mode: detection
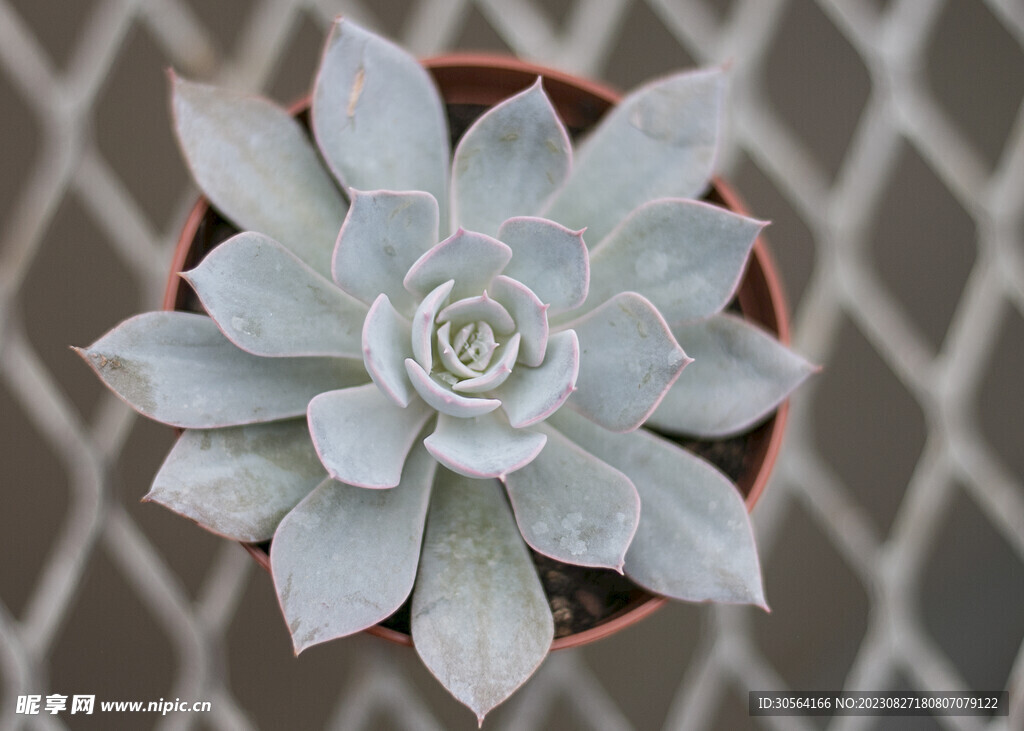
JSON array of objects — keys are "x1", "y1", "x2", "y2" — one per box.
[{"x1": 1, "y1": 0, "x2": 1022, "y2": 729}]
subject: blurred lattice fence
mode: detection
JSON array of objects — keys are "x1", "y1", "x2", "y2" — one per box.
[{"x1": 1, "y1": 0, "x2": 1022, "y2": 729}]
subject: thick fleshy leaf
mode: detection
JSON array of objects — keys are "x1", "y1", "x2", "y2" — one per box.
[
  {"x1": 504, "y1": 424, "x2": 639, "y2": 570},
  {"x1": 497, "y1": 330, "x2": 579, "y2": 428},
  {"x1": 184, "y1": 232, "x2": 367, "y2": 358},
  {"x1": 579, "y1": 199, "x2": 764, "y2": 325},
  {"x1": 404, "y1": 359, "x2": 500, "y2": 418},
  {"x1": 333, "y1": 190, "x2": 440, "y2": 316},
  {"x1": 452, "y1": 334, "x2": 520, "y2": 394},
  {"x1": 647, "y1": 313, "x2": 816, "y2": 437},
  {"x1": 488, "y1": 275, "x2": 549, "y2": 367},
  {"x1": 76, "y1": 312, "x2": 368, "y2": 428},
  {"x1": 411, "y1": 280, "x2": 454, "y2": 371},
  {"x1": 497, "y1": 217, "x2": 589, "y2": 314},
  {"x1": 438, "y1": 293, "x2": 515, "y2": 334},
  {"x1": 312, "y1": 19, "x2": 449, "y2": 227},
  {"x1": 412, "y1": 470, "x2": 553, "y2": 724},
  {"x1": 567, "y1": 293, "x2": 691, "y2": 432},
  {"x1": 146, "y1": 420, "x2": 324, "y2": 542},
  {"x1": 437, "y1": 322, "x2": 478, "y2": 379},
  {"x1": 543, "y1": 68, "x2": 726, "y2": 244},
  {"x1": 171, "y1": 75, "x2": 346, "y2": 276},
  {"x1": 307, "y1": 383, "x2": 433, "y2": 488},
  {"x1": 362, "y1": 294, "x2": 414, "y2": 407},
  {"x1": 549, "y1": 408, "x2": 766, "y2": 607},
  {"x1": 424, "y1": 410, "x2": 545, "y2": 479},
  {"x1": 404, "y1": 230, "x2": 512, "y2": 301},
  {"x1": 272, "y1": 443, "x2": 436, "y2": 653},
  {"x1": 451, "y1": 79, "x2": 571, "y2": 237}
]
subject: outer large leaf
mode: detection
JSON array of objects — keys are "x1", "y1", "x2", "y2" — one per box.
[
  {"x1": 424, "y1": 411, "x2": 546, "y2": 479},
  {"x1": 272, "y1": 443, "x2": 436, "y2": 653},
  {"x1": 549, "y1": 408, "x2": 766, "y2": 608},
  {"x1": 171, "y1": 76, "x2": 346, "y2": 276},
  {"x1": 146, "y1": 421, "x2": 324, "y2": 542},
  {"x1": 566, "y1": 293, "x2": 690, "y2": 432},
  {"x1": 577, "y1": 199, "x2": 764, "y2": 325},
  {"x1": 647, "y1": 313, "x2": 816, "y2": 437},
  {"x1": 412, "y1": 470, "x2": 553, "y2": 724},
  {"x1": 312, "y1": 19, "x2": 449, "y2": 228},
  {"x1": 307, "y1": 383, "x2": 433, "y2": 488},
  {"x1": 451, "y1": 80, "x2": 572, "y2": 237},
  {"x1": 497, "y1": 217, "x2": 589, "y2": 315},
  {"x1": 504, "y1": 425, "x2": 639, "y2": 570},
  {"x1": 333, "y1": 190, "x2": 439, "y2": 316},
  {"x1": 76, "y1": 312, "x2": 368, "y2": 428},
  {"x1": 543, "y1": 68, "x2": 725, "y2": 244},
  {"x1": 184, "y1": 232, "x2": 367, "y2": 358}
]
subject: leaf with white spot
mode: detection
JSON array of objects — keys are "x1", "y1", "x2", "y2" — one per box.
[
  {"x1": 147, "y1": 420, "x2": 324, "y2": 542},
  {"x1": 412, "y1": 470, "x2": 553, "y2": 724},
  {"x1": 549, "y1": 408, "x2": 766, "y2": 608},
  {"x1": 75, "y1": 312, "x2": 368, "y2": 428},
  {"x1": 647, "y1": 313, "x2": 816, "y2": 437},
  {"x1": 576, "y1": 199, "x2": 764, "y2": 325},
  {"x1": 504, "y1": 424, "x2": 638, "y2": 569},
  {"x1": 543, "y1": 68, "x2": 726, "y2": 244}
]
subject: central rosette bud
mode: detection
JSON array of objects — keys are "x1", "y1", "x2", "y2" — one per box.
[
  {"x1": 450, "y1": 321, "x2": 497, "y2": 370},
  {"x1": 432, "y1": 291, "x2": 520, "y2": 393},
  {"x1": 398, "y1": 275, "x2": 531, "y2": 415},
  {"x1": 342, "y1": 200, "x2": 586, "y2": 481}
]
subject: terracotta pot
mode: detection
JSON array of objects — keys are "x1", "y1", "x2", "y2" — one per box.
[{"x1": 164, "y1": 54, "x2": 791, "y2": 652}]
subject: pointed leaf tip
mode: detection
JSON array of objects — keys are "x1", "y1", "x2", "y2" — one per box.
[
  {"x1": 544, "y1": 67, "x2": 726, "y2": 242},
  {"x1": 413, "y1": 472, "x2": 552, "y2": 721},
  {"x1": 451, "y1": 79, "x2": 571, "y2": 236},
  {"x1": 549, "y1": 408, "x2": 766, "y2": 606},
  {"x1": 647, "y1": 313, "x2": 815, "y2": 438},
  {"x1": 568, "y1": 292, "x2": 688, "y2": 432},
  {"x1": 313, "y1": 18, "x2": 449, "y2": 224},
  {"x1": 578, "y1": 199, "x2": 763, "y2": 326}
]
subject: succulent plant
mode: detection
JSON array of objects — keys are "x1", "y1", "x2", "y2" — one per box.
[{"x1": 76, "y1": 18, "x2": 814, "y2": 723}]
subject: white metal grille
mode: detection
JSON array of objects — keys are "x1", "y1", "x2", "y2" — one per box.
[{"x1": 1, "y1": 0, "x2": 1022, "y2": 729}]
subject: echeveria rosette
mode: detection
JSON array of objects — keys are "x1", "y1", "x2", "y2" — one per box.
[{"x1": 74, "y1": 17, "x2": 816, "y2": 724}]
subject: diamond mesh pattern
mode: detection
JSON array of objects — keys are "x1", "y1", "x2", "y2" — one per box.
[{"x1": 2, "y1": 0, "x2": 1022, "y2": 729}]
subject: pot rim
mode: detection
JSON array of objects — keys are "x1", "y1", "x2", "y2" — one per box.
[{"x1": 165, "y1": 52, "x2": 791, "y2": 653}]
